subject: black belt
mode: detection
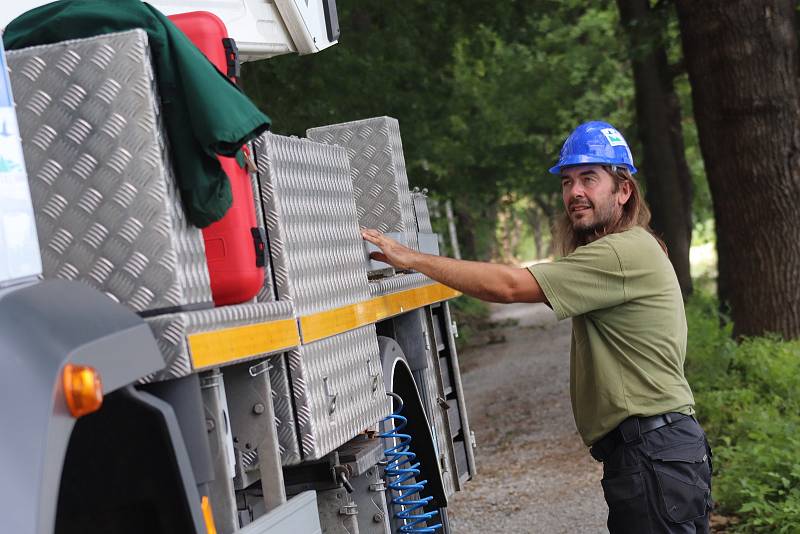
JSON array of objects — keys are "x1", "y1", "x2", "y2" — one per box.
[{"x1": 590, "y1": 412, "x2": 692, "y2": 462}]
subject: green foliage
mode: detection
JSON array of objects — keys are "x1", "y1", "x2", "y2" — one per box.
[
  {"x1": 239, "y1": 1, "x2": 714, "y2": 262},
  {"x1": 241, "y1": 1, "x2": 643, "y2": 260},
  {"x1": 685, "y1": 293, "x2": 800, "y2": 531},
  {"x1": 449, "y1": 295, "x2": 490, "y2": 350}
]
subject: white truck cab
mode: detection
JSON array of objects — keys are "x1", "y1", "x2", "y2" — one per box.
[{"x1": 0, "y1": 0, "x2": 338, "y2": 60}]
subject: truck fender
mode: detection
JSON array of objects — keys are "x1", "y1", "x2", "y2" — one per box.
[{"x1": 0, "y1": 280, "x2": 165, "y2": 534}]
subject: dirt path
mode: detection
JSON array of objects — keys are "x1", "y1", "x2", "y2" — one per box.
[{"x1": 447, "y1": 303, "x2": 608, "y2": 533}]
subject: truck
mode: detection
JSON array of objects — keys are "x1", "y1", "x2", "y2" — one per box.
[{"x1": 0, "y1": 1, "x2": 475, "y2": 533}]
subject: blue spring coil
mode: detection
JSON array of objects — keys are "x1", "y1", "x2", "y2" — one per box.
[{"x1": 379, "y1": 393, "x2": 443, "y2": 533}]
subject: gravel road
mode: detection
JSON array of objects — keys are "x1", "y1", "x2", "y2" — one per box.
[{"x1": 447, "y1": 303, "x2": 609, "y2": 533}]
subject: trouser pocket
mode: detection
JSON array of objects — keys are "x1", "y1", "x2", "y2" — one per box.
[
  {"x1": 647, "y1": 438, "x2": 712, "y2": 524},
  {"x1": 601, "y1": 469, "x2": 652, "y2": 534}
]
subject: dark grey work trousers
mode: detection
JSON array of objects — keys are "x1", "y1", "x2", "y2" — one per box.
[{"x1": 589, "y1": 414, "x2": 713, "y2": 533}]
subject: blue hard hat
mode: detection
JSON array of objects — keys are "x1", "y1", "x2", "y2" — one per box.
[{"x1": 549, "y1": 121, "x2": 638, "y2": 174}]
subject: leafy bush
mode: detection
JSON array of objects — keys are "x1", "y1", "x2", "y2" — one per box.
[
  {"x1": 449, "y1": 295, "x2": 490, "y2": 350},
  {"x1": 685, "y1": 293, "x2": 800, "y2": 531}
]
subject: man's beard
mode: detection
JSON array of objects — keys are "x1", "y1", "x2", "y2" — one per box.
[{"x1": 571, "y1": 200, "x2": 617, "y2": 245}]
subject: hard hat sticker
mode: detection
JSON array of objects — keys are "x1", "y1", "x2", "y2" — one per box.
[{"x1": 601, "y1": 128, "x2": 627, "y2": 147}]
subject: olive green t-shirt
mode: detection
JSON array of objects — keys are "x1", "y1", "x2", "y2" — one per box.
[{"x1": 528, "y1": 227, "x2": 695, "y2": 446}]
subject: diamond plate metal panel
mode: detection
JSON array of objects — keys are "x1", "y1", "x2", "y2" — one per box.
[
  {"x1": 269, "y1": 353, "x2": 302, "y2": 465},
  {"x1": 227, "y1": 353, "x2": 302, "y2": 472},
  {"x1": 307, "y1": 117, "x2": 418, "y2": 251},
  {"x1": 248, "y1": 142, "x2": 276, "y2": 304},
  {"x1": 143, "y1": 300, "x2": 296, "y2": 382},
  {"x1": 421, "y1": 361, "x2": 457, "y2": 498},
  {"x1": 287, "y1": 325, "x2": 391, "y2": 462},
  {"x1": 411, "y1": 190, "x2": 433, "y2": 234},
  {"x1": 253, "y1": 132, "x2": 370, "y2": 316},
  {"x1": 368, "y1": 273, "x2": 432, "y2": 298},
  {"x1": 8, "y1": 30, "x2": 211, "y2": 312}
]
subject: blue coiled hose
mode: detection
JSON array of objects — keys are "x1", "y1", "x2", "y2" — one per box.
[{"x1": 379, "y1": 392, "x2": 443, "y2": 533}]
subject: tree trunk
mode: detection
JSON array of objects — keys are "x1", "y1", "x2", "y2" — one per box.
[
  {"x1": 526, "y1": 204, "x2": 545, "y2": 260},
  {"x1": 535, "y1": 193, "x2": 560, "y2": 259},
  {"x1": 617, "y1": 0, "x2": 694, "y2": 298},
  {"x1": 675, "y1": 0, "x2": 800, "y2": 338},
  {"x1": 509, "y1": 213, "x2": 523, "y2": 264}
]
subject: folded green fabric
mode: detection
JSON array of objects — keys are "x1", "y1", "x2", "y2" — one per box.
[{"x1": 4, "y1": 0, "x2": 271, "y2": 227}]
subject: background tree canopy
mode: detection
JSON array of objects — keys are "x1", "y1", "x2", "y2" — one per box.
[
  {"x1": 243, "y1": 0, "x2": 642, "y2": 260},
  {"x1": 243, "y1": 0, "x2": 797, "y2": 340}
]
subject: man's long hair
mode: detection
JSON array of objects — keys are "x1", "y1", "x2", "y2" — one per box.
[{"x1": 552, "y1": 165, "x2": 666, "y2": 256}]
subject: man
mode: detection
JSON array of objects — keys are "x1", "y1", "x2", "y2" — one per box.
[{"x1": 362, "y1": 121, "x2": 712, "y2": 533}]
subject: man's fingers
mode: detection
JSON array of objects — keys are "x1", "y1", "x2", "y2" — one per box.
[
  {"x1": 361, "y1": 228, "x2": 383, "y2": 245},
  {"x1": 369, "y1": 251, "x2": 389, "y2": 263}
]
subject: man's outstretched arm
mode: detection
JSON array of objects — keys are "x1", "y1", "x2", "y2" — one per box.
[{"x1": 361, "y1": 229, "x2": 545, "y2": 304}]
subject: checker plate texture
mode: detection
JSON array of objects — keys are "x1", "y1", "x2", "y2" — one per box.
[
  {"x1": 411, "y1": 191, "x2": 434, "y2": 234},
  {"x1": 248, "y1": 145, "x2": 276, "y2": 303},
  {"x1": 229, "y1": 352, "x2": 301, "y2": 471},
  {"x1": 287, "y1": 325, "x2": 391, "y2": 462},
  {"x1": 143, "y1": 300, "x2": 295, "y2": 382},
  {"x1": 421, "y1": 357, "x2": 457, "y2": 498},
  {"x1": 8, "y1": 30, "x2": 211, "y2": 312},
  {"x1": 253, "y1": 132, "x2": 370, "y2": 315},
  {"x1": 368, "y1": 273, "x2": 432, "y2": 298},
  {"x1": 253, "y1": 132, "x2": 390, "y2": 461},
  {"x1": 268, "y1": 353, "x2": 302, "y2": 465},
  {"x1": 307, "y1": 117, "x2": 418, "y2": 251}
]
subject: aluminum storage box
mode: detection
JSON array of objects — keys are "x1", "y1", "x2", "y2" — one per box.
[
  {"x1": 307, "y1": 116, "x2": 418, "y2": 251},
  {"x1": 8, "y1": 30, "x2": 213, "y2": 314},
  {"x1": 254, "y1": 132, "x2": 391, "y2": 462}
]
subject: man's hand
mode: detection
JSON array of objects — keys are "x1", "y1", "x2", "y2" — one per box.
[{"x1": 361, "y1": 229, "x2": 418, "y2": 270}]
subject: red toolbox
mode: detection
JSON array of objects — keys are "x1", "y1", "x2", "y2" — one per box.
[{"x1": 169, "y1": 11, "x2": 266, "y2": 306}]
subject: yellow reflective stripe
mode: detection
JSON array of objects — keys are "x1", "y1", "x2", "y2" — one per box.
[
  {"x1": 189, "y1": 318, "x2": 300, "y2": 370},
  {"x1": 186, "y1": 283, "x2": 460, "y2": 369},
  {"x1": 301, "y1": 282, "x2": 461, "y2": 343}
]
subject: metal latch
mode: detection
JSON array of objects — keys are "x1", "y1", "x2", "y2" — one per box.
[
  {"x1": 251, "y1": 227, "x2": 269, "y2": 267},
  {"x1": 241, "y1": 144, "x2": 257, "y2": 173},
  {"x1": 248, "y1": 359, "x2": 271, "y2": 377},
  {"x1": 369, "y1": 480, "x2": 386, "y2": 492},
  {"x1": 368, "y1": 359, "x2": 380, "y2": 393},
  {"x1": 338, "y1": 503, "x2": 358, "y2": 516},
  {"x1": 324, "y1": 377, "x2": 338, "y2": 415},
  {"x1": 333, "y1": 464, "x2": 354, "y2": 493},
  {"x1": 451, "y1": 320, "x2": 459, "y2": 338},
  {"x1": 222, "y1": 37, "x2": 240, "y2": 82}
]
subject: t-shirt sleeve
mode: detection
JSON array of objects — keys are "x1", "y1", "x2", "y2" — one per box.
[{"x1": 528, "y1": 242, "x2": 626, "y2": 320}]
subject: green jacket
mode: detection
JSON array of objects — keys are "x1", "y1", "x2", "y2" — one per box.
[{"x1": 4, "y1": 0, "x2": 271, "y2": 227}]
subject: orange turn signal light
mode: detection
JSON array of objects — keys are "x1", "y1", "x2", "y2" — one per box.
[
  {"x1": 62, "y1": 363, "x2": 103, "y2": 418},
  {"x1": 201, "y1": 496, "x2": 218, "y2": 534}
]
